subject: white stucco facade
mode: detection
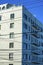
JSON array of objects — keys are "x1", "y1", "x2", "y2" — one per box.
[
  {"x1": 0, "y1": 3, "x2": 23, "y2": 65},
  {"x1": 0, "y1": 3, "x2": 43, "y2": 65}
]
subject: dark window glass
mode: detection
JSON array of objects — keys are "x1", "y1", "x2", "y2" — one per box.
[
  {"x1": 23, "y1": 14, "x2": 27, "y2": 20},
  {"x1": 25, "y1": 33, "x2": 28, "y2": 39},
  {"x1": 0, "y1": 16, "x2": 1, "y2": 21},
  {"x1": 29, "y1": 35, "x2": 30, "y2": 40},
  {"x1": 9, "y1": 53, "x2": 13, "y2": 60},
  {"x1": 10, "y1": 13, "x2": 14, "y2": 19},
  {"x1": 23, "y1": 43, "x2": 27, "y2": 49},
  {"x1": 2, "y1": 6, "x2": 5, "y2": 10},
  {"x1": 10, "y1": 32, "x2": 14, "y2": 38},
  {"x1": 9, "y1": 42, "x2": 14, "y2": 48},
  {"x1": 25, "y1": 54, "x2": 28, "y2": 59},
  {"x1": 6, "y1": 4, "x2": 13, "y2": 9},
  {"x1": 9, "y1": 64, "x2": 13, "y2": 65},
  {"x1": 29, "y1": 55, "x2": 30, "y2": 60},
  {"x1": 24, "y1": 23, "x2": 27, "y2": 29},
  {"x1": 23, "y1": 33, "x2": 28, "y2": 39},
  {"x1": 29, "y1": 26, "x2": 30, "y2": 31},
  {"x1": 10, "y1": 23, "x2": 14, "y2": 28},
  {"x1": 0, "y1": 25, "x2": 1, "y2": 30},
  {"x1": 23, "y1": 54, "x2": 28, "y2": 59},
  {"x1": 0, "y1": 7, "x2": 1, "y2": 10},
  {"x1": 28, "y1": 17, "x2": 30, "y2": 22}
]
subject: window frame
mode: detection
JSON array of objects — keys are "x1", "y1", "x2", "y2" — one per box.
[
  {"x1": 9, "y1": 53, "x2": 13, "y2": 60},
  {"x1": 10, "y1": 23, "x2": 14, "y2": 28},
  {"x1": 10, "y1": 13, "x2": 14, "y2": 19},
  {"x1": 9, "y1": 42, "x2": 14, "y2": 48},
  {"x1": 9, "y1": 32, "x2": 14, "y2": 38}
]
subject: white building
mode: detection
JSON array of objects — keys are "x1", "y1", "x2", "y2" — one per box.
[
  {"x1": 0, "y1": 3, "x2": 43, "y2": 65},
  {"x1": 0, "y1": 3, "x2": 22, "y2": 65}
]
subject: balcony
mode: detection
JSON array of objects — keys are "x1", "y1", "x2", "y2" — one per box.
[
  {"x1": 32, "y1": 24, "x2": 38, "y2": 30},
  {"x1": 32, "y1": 52, "x2": 39, "y2": 55},
  {"x1": 31, "y1": 21, "x2": 39, "y2": 31},
  {"x1": 31, "y1": 46, "x2": 40, "y2": 55},
  {"x1": 31, "y1": 55, "x2": 40, "y2": 64},
  {"x1": 31, "y1": 50, "x2": 40, "y2": 55},
  {"x1": 32, "y1": 62, "x2": 40, "y2": 65},
  {"x1": 31, "y1": 42, "x2": 39, "y2": 47},
  {"x1": 31, "y1": 33, "x2": 38, "y2": 38},
  {"x1": 31, "y1": 31, "x2": 39, "y2": 38}
]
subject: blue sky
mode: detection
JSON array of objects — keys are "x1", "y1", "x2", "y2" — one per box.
[{"x1": 0, "y1": 0, "x2": 43, "y2": 24}]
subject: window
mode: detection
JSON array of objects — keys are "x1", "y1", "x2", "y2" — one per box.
[
  {"x1": 6, "y1": 4, "x2": 13, "y2": 9},
  {"x1": 23, "y1": 43, "x2": 27, "y2": 49},
  {"x1": 10, "y1": 23, "x2": 14, "y2": 28},
  {"x1": 23, "y1": 33, "x2": 28, "y2": 39},
  {"x1": 29, "y1": 55, "x2": 30, "y2": 60},
  {"x1": 23, "y1": 54, "x2": 28, "y2": 60},
  {"x1": 24, "y1": 23, "x2": 27, "y2": 29},
  {"x1": 29, "y1": 35, "x2": 30, "y2": 40},
  {"x1": 0, "y1": 7, "x2": 1, "y2": 10},
  {"x1": 10, "y1": 32, "x2": 14, "y2": 38},
  {"x1": 10, "y1": 13, "x2": 14, "y2": 19},
  {"x1": 42, "y1": 51, "x2": 43, "y2": 54},
  {"x1": 31, "y1": 19, "x2": 32, "y2": 23},
  {"x1": 2, "y1": 6, "x2": 5, "y2": 10},
  {"x1": 0, "y1": 16, "x2": 1, "y2": 21},
  {"x1": 42, "y1": 43, "x2": 43, "y2": 46},
  {"x1": 9, "y1": 64, "x2": 13, "y2": 65},
  {"x1": 41, "y1": 35, "x2": 43, "y2": 39},
  {"x1": 9, "y1": 53, "x2": 13, "y2": 60},
  {"x1": 31, "y1": 20, "x2": 34, "y2": 24},
  {"x1": 25, "y1": 44, "x2": 27, "y2": 49},
  {"x1": 9, "y1": 42, "x2": 14, "y2": 48},
  {"x1": 0, "y1": 25, "x2": 1, "y2": 30},
  {"x1": 28, "y1": 17, "x2": 30, "y2": 22},
  {"x1": 26, "y1": 54, "x2": 28, "y2": 59},
  {"x1": 23, "y1": 14, "x2": 27, "y2": 20},
  {"x1": 25, "y1": 33, "x2": 28, "y2": 39},
  {"x1": 29, "y1": 26, "x2": 30, "y2": 31},
  {"x1": 29, "y1": 45, "x2": 30, "y2": 49}
]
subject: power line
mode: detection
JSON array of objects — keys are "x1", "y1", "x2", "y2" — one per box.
[
  {"x1": 0, "y1": 6, "x2": 42, "y2": 26},
  {"x1": 0, "y1": 32, "x2": 31, "y2": 36},
  {"x1": 0, "y1": 54, "x2": 41, "y2": 62},
  {"x1": 0, "y1": 17, "x2": 22, "y2": 24},
  {"x1": 0, "y1": 36, "x2": 22, "y2": 39},
  {"x1": 0, "y1": 8, "x2": 42, "y2": 25},
  {"x1": 0, "y1": 56, "x2": 22, "y2": 62},
  {"x1": 0, "y1": 48, "x2": 41, "y2": 51},
  {"x1": 0, "y1": 40, "x2": 41, "y2": 51},
  {"x1": 0, "y1": 61, "x2": 35, "y2": 63},
  {"x1": 0, "y1": 57, "x2": 40, "y2": 63},
  {"x1": 0, "y1": 31, "x2": 41, "y2": 36}
]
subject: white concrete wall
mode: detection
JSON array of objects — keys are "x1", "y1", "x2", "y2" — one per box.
[{"x1": 0, "y1": 5, "x2": 23, "y2": 65}]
